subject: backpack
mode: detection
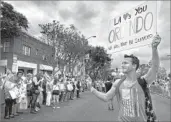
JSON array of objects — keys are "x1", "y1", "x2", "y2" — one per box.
[{"x1": 116, "y1": 77, "x2": 157, "y2": 122}]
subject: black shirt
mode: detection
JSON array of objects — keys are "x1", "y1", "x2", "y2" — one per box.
[{"x1": 105, "y1": 81, "x2": 112, "y2": 92}]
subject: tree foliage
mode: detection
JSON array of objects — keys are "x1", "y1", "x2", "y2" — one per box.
[
  {"x1": 140, "y1": 63, "x2": 167, "y2": 81},
  {"x1": 1, "y1": 2, "x2": 29, "y2": 38},
  {"x1": 86, "y1": 46, "x2": 111, "y2": 81},
  {"x1": 39, "y1": 20, "x2": 90, "y2": 75}
]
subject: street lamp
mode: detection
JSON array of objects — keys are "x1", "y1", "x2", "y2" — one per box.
[
  {"x1": 82, "y1": 35, "x2": 96, "y2": 85},
  {"x1": 86, "y1": 36, "x2": 96, "y2": 40}
]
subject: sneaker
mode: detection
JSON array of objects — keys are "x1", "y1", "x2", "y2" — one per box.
[
  {"x1": 56, "y1": 106, "x2": 60, "y2": 108},
  {"x1": 35, "y1": 107, "x2": 40, "y2": 111},
  {"x1": 10, "y1": 114, "x2": 15, "y2": 118},
  {"x1": 30, "y1": 110, "x2": 37, "y2": 114},
  {"x1": 4, "y1": 116, "x2": 10, "y2": 119}
]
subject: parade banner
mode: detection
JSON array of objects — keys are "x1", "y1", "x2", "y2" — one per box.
[{"x1": 108, "y1": 1, "x2": 157, "y2": 53}]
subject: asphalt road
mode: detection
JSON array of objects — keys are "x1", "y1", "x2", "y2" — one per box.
[{"x1": 1, "y1": 91, "x2": 171, "y2": 122}]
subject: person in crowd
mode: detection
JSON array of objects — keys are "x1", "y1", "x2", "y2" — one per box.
[
  {"x1": 25, "y1": 73, "x2": 33, "y2": 109},
  {"x1": 45, "y1": 74, "x2": 53, "y2": 107},
  {"x1": 76, "y1": 80, "x2": 81, "y2": 98},
  {"x1": 165, "y1": 79, "x2": 170, "y2": 97},
  {"x1": 64, "y1": 77, "x2": 69, "y2": 101},
  {"x1": 12, "y1": 71, "x2": 24, "y2": 115},
  {"x1": 105, "y1": 76, "x2": 114, "y2": 110},
  {"x1": 1, "y1": 71, "x2": 16, "y2": 119},
  {"x1": 35, "y1": 75, "x2": 44, "y2": 111},
  {"x1": 89, "y1": 34, "x2": 161, "y2": 122},
  {"x1": 30, "y1": 74, "x2": 42, "y2": 114},
  {"x1": 70, "y1": 78, "x2": 75, "y2": 100},
  {"x1": 19, "y1": 75, "x2": 28, "y2": 112},
  {"x1": 59, "y1": 77, "x2": 65, "y2": 103},
  {"x1": 63, "y1": 77, "x2": 69, "y2": 102},
  {"x1": 67, "y1": 78, "x2": 72, "y2": 100},
  {"x1": 42, "y1": 77, "x2": 47, "y2": 105},
  {"x1": 52, "y1": 77, "x2": 60, "y2": 109}
]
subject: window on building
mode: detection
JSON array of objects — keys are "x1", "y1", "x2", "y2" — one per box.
[
  {"x1": 3, "y1": 41, "x2": 10, "y2": 52},
  {"x1": 36, "y1": 49, "x2": 38, "y2": 55},
  {"x1": 42, "y1": 55, "x2": 47, "y2": 61},
  {"x1": 23, "y1": 45, "x2": 31, "y2": 56}
]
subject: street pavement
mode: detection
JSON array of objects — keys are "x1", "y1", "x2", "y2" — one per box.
[{"x1": 1, "y1": 91, "x2": 171, "y2": 122}]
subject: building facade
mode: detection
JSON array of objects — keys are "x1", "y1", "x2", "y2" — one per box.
[{"x1": 0, "y1": 32, "x2": 54, "y2": 75}]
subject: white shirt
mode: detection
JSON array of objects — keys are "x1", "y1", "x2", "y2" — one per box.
[
  {"x1": 59, "y1": 83, "x2": 65, "y2": 90},
  {"x1": 53, "y1": 83, "x2": 60, "y2": 90}
]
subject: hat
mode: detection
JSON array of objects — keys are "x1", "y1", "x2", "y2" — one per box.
[{"x1": 27, "y1": 73, "x2": 32, "y2": 77}]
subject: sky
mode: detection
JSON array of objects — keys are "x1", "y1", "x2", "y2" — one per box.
[{"x1": 5, "y1": 1, "x2": 170, "y2": 73}]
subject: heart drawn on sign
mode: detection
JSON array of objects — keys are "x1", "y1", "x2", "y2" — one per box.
[{"x1": 123, "y1": 13, "x2": 131, "y2": 21}]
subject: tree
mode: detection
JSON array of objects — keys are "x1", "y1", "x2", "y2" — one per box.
[
  {"x1": 86, "y1": 46, "x2": 111, "y2": 82},
  {"x1": 1, "y1": 2, "x2": 29, "y2": 39},
  {"x1": 39, "y1": 20, "x2": 89, "y2": 76},
  {"x1": 157, "y1": 67, "x2": 167, "y2": 80}
]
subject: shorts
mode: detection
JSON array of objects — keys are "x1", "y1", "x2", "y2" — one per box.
[{"x1": 52, "y1": 90, "x2": 60, "y2": 95}]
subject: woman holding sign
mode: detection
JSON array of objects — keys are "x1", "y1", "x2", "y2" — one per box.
[{"x1": 1, "y1": 71, "x2": 17, "y2": 119}]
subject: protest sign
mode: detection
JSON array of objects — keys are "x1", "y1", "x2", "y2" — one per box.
[
  {"x1": 108, "y1": 1, "x2": 157, "y2": 53},
  {"x1": 9, "y1": 86, "x2": 20, "y2": 99}
]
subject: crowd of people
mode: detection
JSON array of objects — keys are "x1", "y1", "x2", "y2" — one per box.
[
  {"x1": 150, "y1": 78, "x2": 171, "y2": 97},
  {"x1": 0, "y1": 69, "x2": 86, "y2": 119}
]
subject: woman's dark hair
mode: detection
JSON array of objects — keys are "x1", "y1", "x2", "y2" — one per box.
[{"x1": 124, "y1": 54, "x2": 140, "y2": 70}]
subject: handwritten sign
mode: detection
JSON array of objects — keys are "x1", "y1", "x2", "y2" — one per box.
[
  {"x1": 108, "y1": 1, "x2": 156, "y2": 53},
  {"x1": 9, "y1": 86, "x2": 20, "y2": 99}
]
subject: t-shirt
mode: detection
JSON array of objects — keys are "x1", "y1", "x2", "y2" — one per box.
[
  {"x1": 105, "y1": 81, "x2": 112, "y2": 92},
  {"x1": 53, "y1": 83, "x2": 60, "y2": 90},
  {"x1": 59, "y1": 83, "x2": 65, "y2": 91},
  {"x1": 46, "y1": 82, "x2": 53, "y2": 92},
  {"x1": 102, "y1": 83, "x2": 105, "y2": 87},
  {"x1": 115, "y1": 79, "x2": 150, "y2": 122}
]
